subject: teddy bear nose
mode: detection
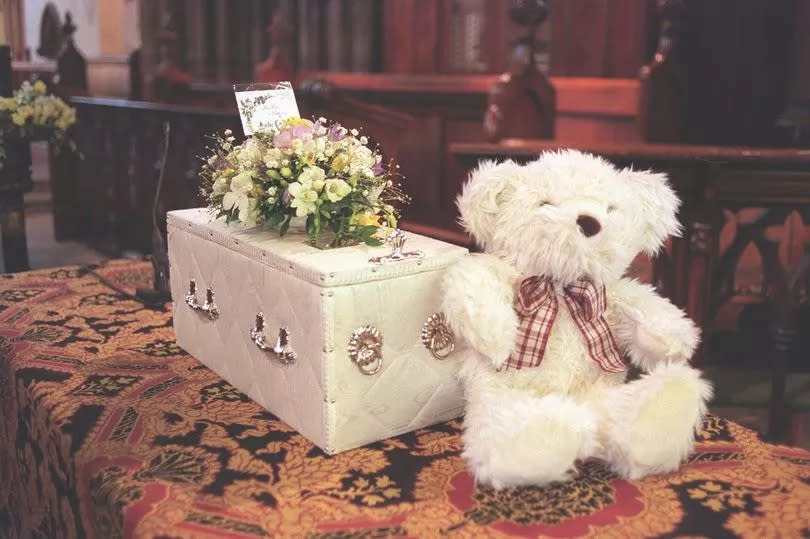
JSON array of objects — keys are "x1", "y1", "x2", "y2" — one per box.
[{"x1": 576, "y1": 214, "x2": 602, "y2": 237}]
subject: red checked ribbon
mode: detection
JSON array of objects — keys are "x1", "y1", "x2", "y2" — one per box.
[{"x1": 505, "y1": 276, "x2": 627, "y2": 373}]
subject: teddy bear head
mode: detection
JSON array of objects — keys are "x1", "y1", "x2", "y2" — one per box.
[{"x1": 456, "y1": 150, "x2": 681, "y2": 285}]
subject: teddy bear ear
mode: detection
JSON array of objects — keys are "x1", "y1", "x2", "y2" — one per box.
[
  {"x1": 620, "y1": 167, "x2": 682, "y2": 255},
  {"x1": 456, "y1": 159, "x2": 520, "y2": 248}
]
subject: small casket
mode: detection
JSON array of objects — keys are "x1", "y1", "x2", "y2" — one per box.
[{"x1": 168, "y1": 208, "x2": 468, "y2": 454}]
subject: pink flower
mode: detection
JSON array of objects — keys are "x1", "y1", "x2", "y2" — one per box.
[
  {"x1": 272, "y1": 125, "x2": 314, "y2": 148},
  {"x1": 327, "y1": 124, "x2": 346, "y2": 141}
]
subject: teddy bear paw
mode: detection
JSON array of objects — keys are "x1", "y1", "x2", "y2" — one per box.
[{"x1": 634, "y1": 325, "x2": 694, "y2": 363}]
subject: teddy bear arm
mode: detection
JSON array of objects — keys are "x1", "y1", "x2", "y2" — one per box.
[
  {"x1": 608, "y1": 278, "x2": 700, "y2": 371},
  {"x1": 441, "y1": 254, "x2": 519, "y2": 369}
]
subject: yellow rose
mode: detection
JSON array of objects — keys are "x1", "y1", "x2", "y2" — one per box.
[
  {"x1": 282, "y1": 116, "x2": 313, "y2": 128},
  {"x1": 354, "y1": 213, "x2": 381, "y2": 227},
  {"x1": 330, "y1": 153, "x2": 349, "y2": 173},
  {"x1": 33, "y1": 80, "x2": 47, "y2": 93}
]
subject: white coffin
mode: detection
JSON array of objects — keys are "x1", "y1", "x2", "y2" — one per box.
[{"x1": 167, "y1": 208, "x2": 468, "y2": 454}]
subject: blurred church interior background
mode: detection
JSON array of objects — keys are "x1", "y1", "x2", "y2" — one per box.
[{"x1": 1, "y1": 0, "x2": 809, "y2": 445}]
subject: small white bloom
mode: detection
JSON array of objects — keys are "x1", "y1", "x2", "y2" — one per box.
[
  {"x1": 367, "y1": 184, "x2": 385, "y2": 202},
  {"x1": 224, "y1": 129, "x2": 233, "y2": 136},
  {"x1": 237, "y1": 138, "x2": 263, "y2": 167},
  {"x1": 360, "y1": 136, "x2": 368, "y2": 144},
  {"x1": 350, "y1": 128, "x2": 359, "y2": 136},
  {"x1": 347, "y1": 145, "x2": 376, "y2": 174},
  {"x1": 212, "y1": 176, "x2": 229, "y2": 195}
]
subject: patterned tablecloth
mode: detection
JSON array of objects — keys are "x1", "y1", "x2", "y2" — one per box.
[{"x1": 1, "y1": 260, "x2": 809, "y2": 539}]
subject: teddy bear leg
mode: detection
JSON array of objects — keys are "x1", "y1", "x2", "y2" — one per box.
[
  {"x1": 600, "y1": 362, "x2": 712, "y2": 479},
  {"x1": 462, "y1": 390, "x2": 599, "y2": 488}
]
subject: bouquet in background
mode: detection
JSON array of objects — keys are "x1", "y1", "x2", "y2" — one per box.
[
  {"x1": 199, "y1": 117, "x2": 409, "y2": 248},
  {"x1": 0, "y1": 80, "x2": 77, "y2": 165}
]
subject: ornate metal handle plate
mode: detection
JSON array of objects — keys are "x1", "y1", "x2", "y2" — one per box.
[
  {"x1": 347, "y1": 326, "x2": 383, "y2": 375},
  {"x1": 250, "y1": 312, "x2": 296, "y2": 365},
  {"x1": 421, "y1": 312, "x2": 456, "y2": 359},
  {"x1": 185, "y1": 279, "x2": 220, "y2": 320},
  {"x1": 369, "y1": 229, "x2": 425, "y2": 265}
]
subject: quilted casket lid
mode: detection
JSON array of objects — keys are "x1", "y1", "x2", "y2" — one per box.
[{"x1": 167, "y1": 208, "x2": 469, "y2": 288}]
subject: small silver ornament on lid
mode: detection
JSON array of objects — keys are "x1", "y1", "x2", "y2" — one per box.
[
  {"x1": 368, "y1": 229, "x2": 425, "y2": 265},
  {"x1": 347, "y1": 326, "x2": 383, "y2": 375}
]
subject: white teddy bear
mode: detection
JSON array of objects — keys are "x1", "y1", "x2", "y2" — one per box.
[{"x1": 441, "y1": 150, "x2": 713, "y2": 489}]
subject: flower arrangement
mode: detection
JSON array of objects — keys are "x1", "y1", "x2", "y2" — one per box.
[
  {"x1": 0, "y1": 80, "x2": 77, "y2": 164},
  {"x1": 199, "y1": 117, "x2": 409, "y2": 248}
]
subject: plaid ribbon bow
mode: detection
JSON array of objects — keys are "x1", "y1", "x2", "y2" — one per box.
[{"x1": 505, "y1": 276, "x2": 627, "y2": 373}]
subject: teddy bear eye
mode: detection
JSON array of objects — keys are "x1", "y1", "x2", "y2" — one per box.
[
  {"x1": 607, "y1": 204, "x2": 617, "y2": 213},
  {"x1": 539, "y1": 201, "x2": 552, "y2": 208}
]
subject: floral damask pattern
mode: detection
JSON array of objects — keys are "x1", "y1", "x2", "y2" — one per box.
[{"x1": 1, "y1": 260, "x2": 810, "y2": 538}]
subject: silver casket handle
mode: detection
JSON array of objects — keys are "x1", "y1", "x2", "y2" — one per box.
[
  {"x1": 185, "y1": 279, "x2": 220, "y2": 320},
  {"x1": 250, "y1": 312, "x2": 297, "y2": 365},
  {"x1": 421, "y1": 312, "x2": 456, "y2": 359}
]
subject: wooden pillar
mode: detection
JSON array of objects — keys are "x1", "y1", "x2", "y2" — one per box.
[
  {"x1": 350, "y1": 0, "x2": 374, "y2": 72},
  {"x1": 139, "y1": 0, "x2": 160, "y2": 99},
  {"x1": 255, "y1": 5, "x2": 295, "y2": 83},
  {"x1": 215, "y1": 0, "x2": 228, "y2": 82},
  {"x1": 184, "y1": 0, "x2": 205, "y2": 79},
  {"x1": 2, "y1": 0, "x2": 26, "y2": 60},
  {"x1": 638, "y1": 0, "x2": 688, "y2": 142},
  {"x1": 153, "y1": 7, "x2": 191, "y2": 103},
  {"x1": 484, "y1": 0, "x2": 555, "y2": 142},
  {"x1": 326, "y1": 0, "x2": 349, "y2": 71},
  {"x1": 0, "y1": 44, "x2": 30, "y2": 272},
  {"x1": 298, "y1": 0, "x2": 324, "y2": 71},
  {"x1": 250, "y1": 0, "x2": 263, "y2": 77}
]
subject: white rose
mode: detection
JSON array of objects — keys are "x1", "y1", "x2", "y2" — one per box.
[
  {"x1": 324, "y1": 179, "x2": 352, "y2": 202},
  {"x1": 238, "y1": 197, "x2": 260, "y2": 227},
  {"x1": 298, "y1": 166, "x2": 326, "y2": 188},
  {"x1": 221, "y1": 172, "x2": 254, "y2": 214},
  {"x1": 287, "y1": 182, "x2": 319, "y2": 216},
  {"x1": 230, "y1": 171, "x2": 254, "y2": 193}
]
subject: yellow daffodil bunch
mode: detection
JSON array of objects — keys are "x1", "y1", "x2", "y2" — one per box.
[
  {"x1": 200, "y1": 117, "x2": 409, "y2": 248},
  {"x1": 0, "y1": 80, "x2": 77, "y2": 165}
]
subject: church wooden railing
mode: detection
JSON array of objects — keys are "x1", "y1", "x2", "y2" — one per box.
[
  {"x1": 49, "y1": 89, "x2": 471, "y2": 257},
  {"x1": 51, "y1": 97, "x2": 236, "y2": 255}
]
